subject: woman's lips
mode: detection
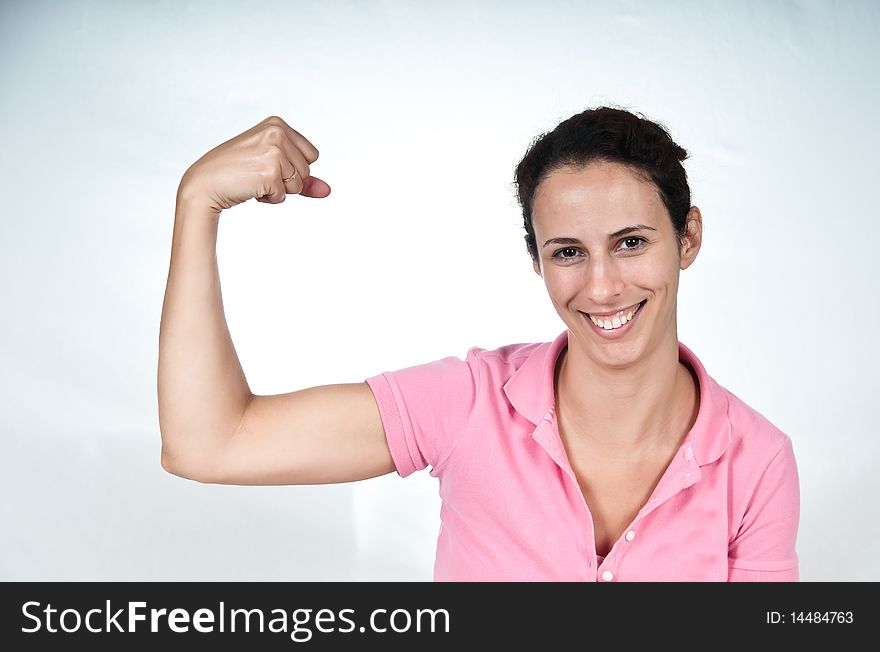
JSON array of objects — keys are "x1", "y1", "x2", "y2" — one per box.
[{"x1": 581, "y1": 299, "x2": 646, "y2": 338}]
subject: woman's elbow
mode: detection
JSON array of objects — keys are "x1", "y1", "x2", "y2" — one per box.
[{"x1": 160, "y1": 447, "x2": 218, "y2": 484}]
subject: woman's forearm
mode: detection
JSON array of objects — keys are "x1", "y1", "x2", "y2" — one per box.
[{"x1": 157, "y1": 192, "x2": 252, "y2": 476}]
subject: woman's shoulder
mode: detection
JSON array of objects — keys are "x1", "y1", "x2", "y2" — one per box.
[
  {"x1": 463, "y1": 333, "x2": 565, "y2": 386},
  {"x1": 714, "y1": 380, "x2": 793, "y2": 466},
  {"x1": 682, "y1": 341, "x2": 793, "y2": 468},
  {"x1": 467, "y1": 339, "x2": 548, "y2": 364},
  {"x1": 723, "y1": 385, "x2": 788, "y2": 440},
  {"x1": 468, "y1": 330, "x2": 567, "y2": 364}
]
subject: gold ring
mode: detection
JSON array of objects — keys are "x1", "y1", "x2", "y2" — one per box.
[{"x1": 283, "y1": 169, "x2": 298, "y2": 182}]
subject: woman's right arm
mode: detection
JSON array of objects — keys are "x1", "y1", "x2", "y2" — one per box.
[{"x1": 157, "y1": 116, "x2": 395, "y2": 485}]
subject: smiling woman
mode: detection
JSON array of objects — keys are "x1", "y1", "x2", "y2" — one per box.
[{"x1": 158, "y1": 108, "x2": 799, "y2": 582}]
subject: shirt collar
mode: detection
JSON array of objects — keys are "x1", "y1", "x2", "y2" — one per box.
[{"x1": 502, "y1": 330, "x2": 731, "y2": 466}]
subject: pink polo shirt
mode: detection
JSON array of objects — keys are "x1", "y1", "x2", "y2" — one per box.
[{"x1": 365, "y1": 330, "x2": 800, "y2": 582}]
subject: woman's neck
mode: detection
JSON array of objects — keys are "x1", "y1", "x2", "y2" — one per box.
[{"x1": 554, "y1": 336, "x2": 698, "y2": 458}]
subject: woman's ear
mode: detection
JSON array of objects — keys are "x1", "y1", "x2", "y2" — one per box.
[
  {"x1": 527, "y1": 233, "x2": 542, "y2": 277},
  {"x1": 680, "y1": 206, "x2": 703, "y2": 270}
]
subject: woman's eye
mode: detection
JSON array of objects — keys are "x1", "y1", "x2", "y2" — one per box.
[
  {"x1": 619, "y1": 237, "x2": 645, "y2": 251},
  {"x1": 554, "y1": 247, "x2": 581, "y2": 260}
]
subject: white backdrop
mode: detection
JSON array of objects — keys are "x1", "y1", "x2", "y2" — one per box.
[{"x1": 1, "y1": 0, "x2": 877, "y2": 581}]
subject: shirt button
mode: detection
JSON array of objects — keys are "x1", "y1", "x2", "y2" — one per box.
[
  {"x1": 601, "y1": 571, "x2": 614, "y2": 582},
  {"x1": 625, "y1": 530, "x2": 636, "y2": 542}
]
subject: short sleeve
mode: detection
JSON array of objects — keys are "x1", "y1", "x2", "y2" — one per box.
[
  {"x1": 728, "y1": 436, "x2": 800, "y2": 581},
  {"x1": 365, "y1": 347, "x2": 482, "y2": 478}
]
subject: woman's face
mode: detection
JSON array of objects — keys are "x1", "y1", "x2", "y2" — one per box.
[{"x1": 531, "y1": 161, "x2": 701, "y2": 369}]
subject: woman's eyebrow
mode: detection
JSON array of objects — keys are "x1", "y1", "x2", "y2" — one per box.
[
  {"x1": 541, "y1": 224, "x2": 657, "y2": 248},
  {"x1": 608, "y1": 224, "x2": 657, "y2": 239}
]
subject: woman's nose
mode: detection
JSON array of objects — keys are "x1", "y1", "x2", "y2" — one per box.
[{"x1": 582, "y1": 256, "x2": 624, "y2": 305}]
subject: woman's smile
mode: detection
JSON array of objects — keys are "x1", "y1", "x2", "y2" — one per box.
[{"x1": 581, "y1": 299, "x2": 647, "y2": 339}]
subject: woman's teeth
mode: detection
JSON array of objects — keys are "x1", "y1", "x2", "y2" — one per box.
[{"x1": 587, "y1": 302, "x2": 643, "y2": 330}]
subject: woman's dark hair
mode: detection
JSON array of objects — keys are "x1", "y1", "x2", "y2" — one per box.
[{"x1": 514, "y1": 106, "x2": 691, "y2": 263}]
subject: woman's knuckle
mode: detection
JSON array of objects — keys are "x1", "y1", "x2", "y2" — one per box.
[{"x1": 262, "y1": 125, "x2": 285, "y2": 145}]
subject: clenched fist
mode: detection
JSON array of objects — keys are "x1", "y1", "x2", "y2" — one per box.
[{"x1": 177, "y1": 116, "x2": 331, "y2": 213}]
